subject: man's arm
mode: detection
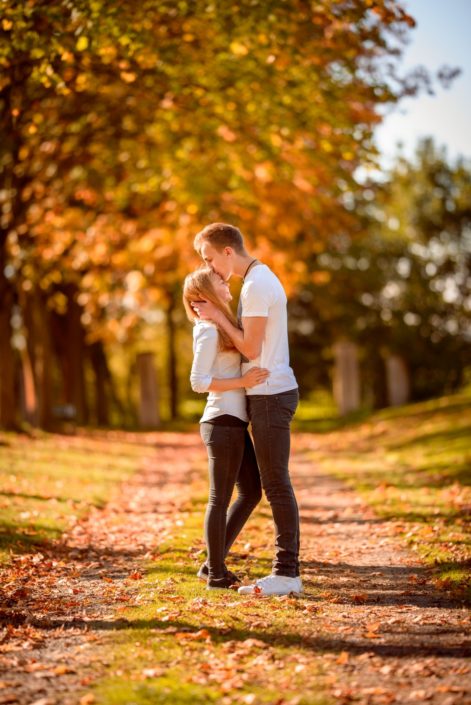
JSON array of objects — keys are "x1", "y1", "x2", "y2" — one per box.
[
  {"x1": 191, "y1": 301, "x2": 266, "y2": 360},
  {"x1": 218, "y1": 314, "x2": 267, "y2": 360}
]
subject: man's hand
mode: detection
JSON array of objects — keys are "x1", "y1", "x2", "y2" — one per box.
[{"x1": 191, "y1": 300, "x2": 222, "y2": 323}]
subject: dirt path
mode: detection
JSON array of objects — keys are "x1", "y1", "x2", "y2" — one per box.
[
  {"x1": 0, "y1": 432, "x2": 206, "y2": 705},
  {"x1": 1, "y1": 431, "x2": 469, "y2": 705},
  {"x1": 292, "y1": 434, "x2": 471, "y2": 705}
]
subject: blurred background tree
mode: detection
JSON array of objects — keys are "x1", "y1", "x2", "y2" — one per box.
[
  {"x1": 1, "y1": 0, "x2": 466, "y2": 429},
  {"x1": 290, "y1": 138, "x2": 471, "y2": 406}
]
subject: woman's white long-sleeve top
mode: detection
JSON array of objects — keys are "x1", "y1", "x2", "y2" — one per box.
[{"x1": 190, "y1": 320, "x2": 248, "y2": 423}]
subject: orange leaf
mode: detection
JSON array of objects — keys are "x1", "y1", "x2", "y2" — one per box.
[
  {"x1": 352, "y1": 593, "x2": 368, "y2": 604},
  {"x1": 336, "y1": 651, "x2": 350, "y2": 664},
  {"x1": 175, "y1": 629, "x2": 211, "y2": 641},
  {"x1": 365, "y1": 621, "x2": 381, "y2": 632},
  {"x1": 80, "y1": 695, "x2": 95, "y2": 705}
]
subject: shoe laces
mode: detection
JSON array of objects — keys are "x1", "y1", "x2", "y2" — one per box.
[
  {"x1": 255, "y1": 574, "x2": 281, "y2": 586},
  {"x1": 256, "y1": 574, "x2": 298, "y2": 585}
]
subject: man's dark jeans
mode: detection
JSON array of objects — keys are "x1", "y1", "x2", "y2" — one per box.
[{"x1": 247, "y1": 388, "x2": 300, "y2": 578}]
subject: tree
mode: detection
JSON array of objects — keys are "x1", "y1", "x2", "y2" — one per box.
[
  {"x1": 1, "y1": 1, "x2": 434, "y2": 426},
  {"x1": 289, "y1": 138, "x2": 471, "y2": 404}
]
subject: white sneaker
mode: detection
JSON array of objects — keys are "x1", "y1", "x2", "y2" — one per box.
[{"x1": 238, "y1": 574, "x2": 303, "y2": 596}]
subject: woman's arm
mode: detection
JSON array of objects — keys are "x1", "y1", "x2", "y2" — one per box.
[
  {"x1": 207, "y1": 366, "x2": 269, "y2": 392},
  {"x1": 207, "y1": 377, "x2": 245, "y2": 392},
  {"x1": 190, "y1": 325, "x2": 219, "y2": 393},
  {"x1": 190, "y1": 323, "x2": 270, "y2": 394}
]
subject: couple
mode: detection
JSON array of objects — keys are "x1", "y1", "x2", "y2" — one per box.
[{"x1": 183, "y1": 223, "x2": 302, "y2": 596}]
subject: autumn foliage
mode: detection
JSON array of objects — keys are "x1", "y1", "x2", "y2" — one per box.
[{"x1": 0, "y1": 0, "x2": 419, "y2": 428}]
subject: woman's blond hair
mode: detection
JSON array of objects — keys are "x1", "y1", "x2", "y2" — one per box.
[{"x1": 182, "y1": 267, "x2": 240, "y2": 352}]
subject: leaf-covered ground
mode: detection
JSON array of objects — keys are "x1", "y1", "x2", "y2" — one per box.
[
  {"x1": 0, "y1": 392, "x2": 469, "y2": 705},
  {"x1": 298, "y1": 389, "x2": 471, "y2": 599}
]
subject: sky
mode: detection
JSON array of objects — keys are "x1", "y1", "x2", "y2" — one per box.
[{"x1": 375, "y1": 0, "x2": 471, "y2": 168}]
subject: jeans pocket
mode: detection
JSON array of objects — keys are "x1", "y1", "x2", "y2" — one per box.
[
  {"x1": 200, "y1": 423, "x2": 216, "y2": 445},
  {"x1": 275, "y1": 392, "x2": 299, "y2": 426}
]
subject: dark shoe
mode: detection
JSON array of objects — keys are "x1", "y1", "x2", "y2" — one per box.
[
  {"x1": 197, "y1": 563, "x2": 240, "y2": 583},
  {"x1": 206, "y1": 573, "x2": 241, "y2": 591}
]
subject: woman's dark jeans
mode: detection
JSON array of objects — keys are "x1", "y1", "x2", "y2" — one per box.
[
  {"x1": 200, "y1": 423, "x2": 262, "y2": 580},
  {"x1": 247, "y1": 388, "x2": 300, "y2": 578}
]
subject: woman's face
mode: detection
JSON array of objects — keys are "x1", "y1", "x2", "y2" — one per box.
[{"x1": 210, "y1": 271, "x2": 232, "y2": 303}]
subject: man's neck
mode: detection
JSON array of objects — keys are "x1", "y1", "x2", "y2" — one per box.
[{"x1": 233, "y1": 253, "x2": 258, "y2": 279}]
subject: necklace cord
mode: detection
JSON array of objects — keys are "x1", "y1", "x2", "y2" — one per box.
[{"x1": 242, "y1": 258, "x2": 259, "y2": 281}]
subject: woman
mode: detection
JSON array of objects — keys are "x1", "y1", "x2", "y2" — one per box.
[{"x1": 183, "y1": 267, "x2": 269, "y2": 590}]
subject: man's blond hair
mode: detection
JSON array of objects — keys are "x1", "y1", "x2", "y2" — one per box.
[{"x1": 194, "y1": 223, "x2": 246, "y2": 255}]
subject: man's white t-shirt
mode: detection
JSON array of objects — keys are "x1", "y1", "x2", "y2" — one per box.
[{"x1": 238, "y1": 264, "x2": 298, "y2": 396}]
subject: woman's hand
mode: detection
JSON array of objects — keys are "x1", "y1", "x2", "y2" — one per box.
[{"x1": 242, "y1": 366, "x2": 270, "y2": 388}]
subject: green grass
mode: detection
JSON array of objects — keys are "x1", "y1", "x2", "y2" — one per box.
[
  {"x1": 300, "y1": 388, "x2": 471, "y2": 601},
  {"x1": 0, "y1": 431, "x2": 147, "y2": 562}
]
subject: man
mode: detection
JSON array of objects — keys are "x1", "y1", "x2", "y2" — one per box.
[{"x1": 192, "y1": 222, "x2": 302, "y2": 596}]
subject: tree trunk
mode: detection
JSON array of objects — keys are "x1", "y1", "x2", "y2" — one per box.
[
  {"x1": 64, "y1": 287, "x2": 88, "y2": 425},
  {"x1": 89, "y1": 341, "x2": 109, "y2": 426},
  {"x1": 0, "y1": 243, "x2": 18, "y2": 429},
  {"x1": 166, "y1": 293, "x2": 178, "y2": 420},
  {"x1": 385, "y1": 354, "x2": 410, "y2": 407},
  {"x1": 137, "y1": 352, "x2": 160, "y2": 428},
  {"x1": 332, "y1": 340, "x2": 361, "y2": 415},
  {"x1": 23, "y1": 290, "x2": 54, "y2": 430},
  {"x1": 0, "y1": 78, "x2": 32, "y2": 429},
  {"x1": 366, "y1": 345, "x2": 389, "y2": 410},
  {"x1": 50, "y1": 286, "x2": 89, "y2": 425},
  {"x1": 19, "y1": 344, "x2": 37, "y2": 426}
]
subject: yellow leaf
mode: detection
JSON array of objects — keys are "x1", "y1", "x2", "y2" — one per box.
[
  {"x1": 76, "y1": 36, "x2": 89, "y2": 51},
  {"x1": 121, "y1": 71, "x2": 137, "y2": 83},
  {"x1": 230, "y1": 41, "x2": 249, "y2": 56}
]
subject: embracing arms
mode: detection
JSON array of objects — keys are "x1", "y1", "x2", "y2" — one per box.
[
  {"x1": 206, "y1": 366, "x2": 269, "y2": 392},
  {"x1": 190, "y1": 324, "x2": 268, "y2": 394},
  {"x1": 190, "y1": 303, "x2": 267, "y2": 361},
  {"x1": 215, "y1": 314, "x2": 267, "y2": 361}
]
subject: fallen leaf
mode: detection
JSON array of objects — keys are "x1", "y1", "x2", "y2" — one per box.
[
  {"x1": 142, "y1": 667, "x2": 164, "y2": 678},
  {"x1": 175, "y1": 629, "x2": 211, "y2": 642},
  {"x1": 365, "y1": 621, "x2": 381, "y2": 633},
  {"x1": 336, "y1": 651, "x2": 350, "y2": 664},
  {"x1": 352, "y1": 594, "x2": 368, "y2": 604},
  {"x1": 79, "y1": 695, "x2": 95, "y2": 705}
]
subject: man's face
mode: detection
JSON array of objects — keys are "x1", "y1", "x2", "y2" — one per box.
[{"x1": 199, "y1": 241, "x2": 233, "y2": 281}]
